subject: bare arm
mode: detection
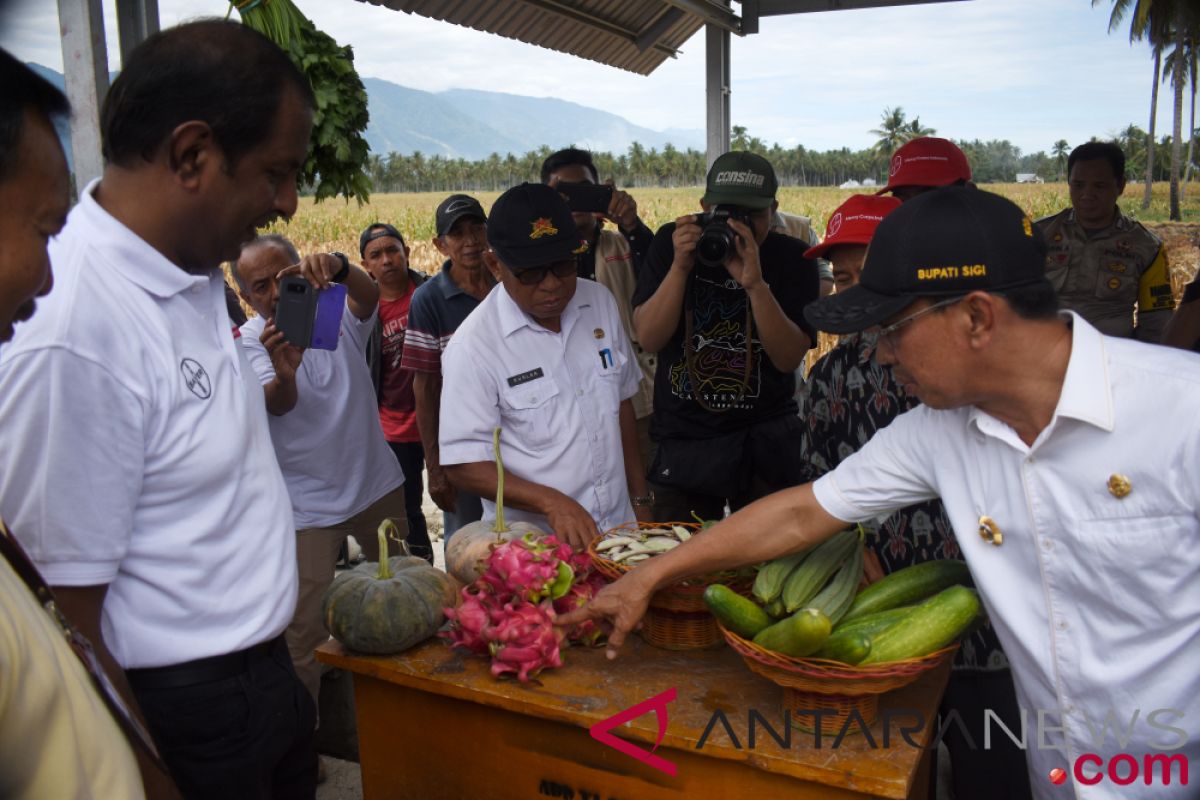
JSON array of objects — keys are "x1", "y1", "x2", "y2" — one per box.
[
  {"x1": 556, "y1": 483, "x2": 848, "y2": 658},
  {"x1": 54, "y1": 586, "x2": 182, "y2": 800},
  {"x1": 414, "y1": 370, "x2": 455, "y2": 513},
  {"x1": 259, "y1": 321, "x2": 302, "y2": 416},
  {"x1": 726, "y1": 219, "x2": 812, "y2": 372},
  {"x1": 444, "y1": 461, "x2": 599, "y2": 550},
  {"x1": 631, "y1": 217, "x2": 700, "y2": 353}
]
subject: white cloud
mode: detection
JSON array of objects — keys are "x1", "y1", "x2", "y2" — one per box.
[{"x1": 0, "y1": 0, "x2": 1174, "y2": 157}]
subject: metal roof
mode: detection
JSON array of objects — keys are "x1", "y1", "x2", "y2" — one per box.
[{"x1": 352, "y1": 0, "x2": 712, "y2": 76}]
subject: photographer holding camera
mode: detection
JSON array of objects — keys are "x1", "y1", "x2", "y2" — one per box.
[{"x1": 632, "y1": 152, "x2": 821, "y2": 521}]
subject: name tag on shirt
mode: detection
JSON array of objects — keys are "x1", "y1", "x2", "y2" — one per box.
[{"x1": 507, "y1": 368, "x2": 545, "y2": 387}]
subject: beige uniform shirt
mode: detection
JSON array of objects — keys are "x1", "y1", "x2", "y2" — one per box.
[{"x1": 1037, "y1": 208, "x2": 1174, "y2": 341}]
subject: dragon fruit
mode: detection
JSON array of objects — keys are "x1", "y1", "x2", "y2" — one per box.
[
  {"x1": 486, "y1": 599, "x2": 564, "y2": 682},
  {"x1": 443, "y1": 530, "x2": 609, "y2": 681}
]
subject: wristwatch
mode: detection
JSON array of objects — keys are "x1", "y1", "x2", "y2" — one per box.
[
  {"x1": 630, "y1": 493, "x2": 655, "y2": 508},
  {"x1": 328, "y1": 251, "x2": 351, "y2": 283}
]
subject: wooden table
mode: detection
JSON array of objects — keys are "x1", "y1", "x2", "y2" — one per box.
[{"x1": 317, "y1": 636, "x2": 950, "y2": 800}]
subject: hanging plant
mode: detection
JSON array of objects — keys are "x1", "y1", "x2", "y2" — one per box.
[{"x1": 232, "y1": 0, "x2": 372, "y2": 203}]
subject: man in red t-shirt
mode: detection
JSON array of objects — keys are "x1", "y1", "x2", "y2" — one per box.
[{"x1": 360, "y1": 223, "x2": 432, "y2": 562}]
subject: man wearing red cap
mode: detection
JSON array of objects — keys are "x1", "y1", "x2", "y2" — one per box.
[
  {"x1": 798, "y1": 194, "x2": 1028, "y2": 800},
  {"x1": 879, "y1": 136, "x2": 973, "y2": 201}
]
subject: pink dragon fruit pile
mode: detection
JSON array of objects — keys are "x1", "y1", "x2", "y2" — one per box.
[{"x1": 443, "y1": 533, "x2": 607, "y2": 682}]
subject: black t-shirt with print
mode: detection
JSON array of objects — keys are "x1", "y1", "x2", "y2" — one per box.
[{"x1": 633, "y1": 223, "x2": 820, "y2": 439}]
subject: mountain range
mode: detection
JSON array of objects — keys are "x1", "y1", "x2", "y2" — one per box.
[{"x1": 29, "y1": 64, "x2": 704, "y2": 162}]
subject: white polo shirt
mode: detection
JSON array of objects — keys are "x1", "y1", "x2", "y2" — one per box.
[
  {"x1": 0, "y1": 182, "x2": 297, "y2": 669},
  {"x1": 241, "y1": 305, "x2": 403, "y2": 530},
  {"x1": 440, "y1": 279, "x2": 641, "y2": 532},
  {"x1": 814, "y1": 314, "x2": 1199, "y2": 799}
]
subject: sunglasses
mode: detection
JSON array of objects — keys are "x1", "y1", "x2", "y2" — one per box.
[
  {"x1": 874, "y1": 296, "x2": 964, "y2": 343},
  {"x1": 510, "y1": 260, "x2": 576, "y2": 286}
]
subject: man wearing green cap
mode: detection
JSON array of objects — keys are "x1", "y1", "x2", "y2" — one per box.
[{"x1": 632, "y1": 152, "x2": 821, "y2": 522}]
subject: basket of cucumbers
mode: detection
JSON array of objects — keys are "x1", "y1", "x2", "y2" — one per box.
[
  {"x1": 704, "y1": 531, "x2": 981, "y2": 734},
  {"x1": 589, "y1": 521, "x2": 753, "y2": 650}
]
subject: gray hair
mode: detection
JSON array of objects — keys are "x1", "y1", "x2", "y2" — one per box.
[{"x1": 233, "y1": 233, "x2": 300, "y2": 292}]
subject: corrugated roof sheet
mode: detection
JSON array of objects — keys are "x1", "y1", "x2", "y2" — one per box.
[{"x1": 353, "y1": 0, "x2": 709, "y2": 75}]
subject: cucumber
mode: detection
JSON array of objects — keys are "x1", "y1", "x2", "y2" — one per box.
[
  {"x1": 703, "y1": 584, "x2": 772, "y2": 639},
  {"x1": 841, "y1": 560, "x2": 972, "y2": 624},
  {"x1": 859, "y1": 585, "x2": 981, "y2": 665},
  {"x1": 813, "y1": 631, "x2": 872, "y2": 665},
  {"x1": 764, "y1": 596, "x2": 787, "y2": 618},
  {"x1": 830, "y1": 605, "x2": 914, "y2": 638},
  {"x1": 752, "y1": 608, "x2": 831, "y2": 658}
]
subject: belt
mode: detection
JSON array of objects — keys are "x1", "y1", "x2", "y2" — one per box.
[{"x1": 126, "y1": 634, "x2": 285, "y2": 690}]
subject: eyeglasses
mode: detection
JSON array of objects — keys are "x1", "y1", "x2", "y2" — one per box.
[
  {"x1": 511, "y1": 260, "x2": 576, "y2": 286},
  {"x1": 874, "y1": 296, "x2": 964, "y2": 343}
]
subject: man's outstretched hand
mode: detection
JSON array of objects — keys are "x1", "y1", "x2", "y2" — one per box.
[{"x1": 555, "y1": 570, "x2": 656, "y2": 660}]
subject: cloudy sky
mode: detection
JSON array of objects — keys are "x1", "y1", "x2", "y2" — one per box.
[{"x1": 0, "y1": 0, "x2": 1169, "y2": 155}]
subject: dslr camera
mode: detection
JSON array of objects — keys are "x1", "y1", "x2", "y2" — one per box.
[{"x1": 694, "y1": 205, "x2": 754, "y2": 268}]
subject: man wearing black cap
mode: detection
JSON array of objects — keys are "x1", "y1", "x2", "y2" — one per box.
[
  {"x1": 400, "y1": 194, "x2": 493, "y2": 547},
  {"x1": 632, "y1": 151, "x2": 821, "y2": 523},
  {"x1": 564, "y1": 186, "x2": 1200, "y2": 796},
  {"x1": 360, "y1": 222, "x2": 431, "y2": 562},
  {"x1": 439, "y1": 183, "x2": 651, "y2": 550}
]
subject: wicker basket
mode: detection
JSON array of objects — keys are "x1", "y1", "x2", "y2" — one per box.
[
  {"x1": 589, "y1": 522, "x2": 753, "y2": 650},
  {"x1": 719, "y1": 623, "x2": 957, "y2": 735}
]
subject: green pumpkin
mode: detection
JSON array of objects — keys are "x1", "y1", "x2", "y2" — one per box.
[{"x1": 322, "y1": 521, "x2": 454, "y2": 655}]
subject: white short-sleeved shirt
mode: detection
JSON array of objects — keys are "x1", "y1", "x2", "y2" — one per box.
[
  {"x1": 240, "y1": 305, "x2": 403, "y2": 530},
  {"x1": 440, "y1": 279, "x2": 641, "y2": 532},
  {"x1": 0, "y1": 182, "x2": 297, "y2": 669},
  {"x1": 813, "y1": 314, "x2": 1199, "y2": 799}
]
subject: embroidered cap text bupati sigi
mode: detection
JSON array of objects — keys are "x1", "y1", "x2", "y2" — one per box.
[{"x1": 804, "y1": 186, "x2": 1050, "y2": 334}]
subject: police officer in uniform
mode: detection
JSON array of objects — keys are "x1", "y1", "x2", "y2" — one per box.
[{"x1": 1036, "y1": 141, "x2": 1174, "y2": 342}]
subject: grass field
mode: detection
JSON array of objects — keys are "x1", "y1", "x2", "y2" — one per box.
[{"x1": 268, "y1": 182, "x2": 1199, "y2": 287}]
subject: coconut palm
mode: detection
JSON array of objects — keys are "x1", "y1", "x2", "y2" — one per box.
[
  {"x1": 1052, "y1": 139, "x2": 1070, "y2": 180},
  {"x1": 870, "y1": 107, "x2": 910, "y2": 155}
]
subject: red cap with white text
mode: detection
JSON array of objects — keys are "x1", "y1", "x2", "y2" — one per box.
[{"x1": 804, "y1": 194, "x2": 902, "y2": 259}]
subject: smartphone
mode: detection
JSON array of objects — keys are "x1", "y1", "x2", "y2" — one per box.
[
  {"x1": 557, "y1": 181, "x2": 613, "y2": 213},
  {"x1": 274, "y1": 275, "x2": 346, "y2": 351}
]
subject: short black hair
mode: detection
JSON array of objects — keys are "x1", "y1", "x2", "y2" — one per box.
[
  {"x1": 101, "y1": 19, "x2": 314, "y2": 168},
  {"x1": 1067, "y1": 142, "x2": 1126, "y2": 186},
  {"x1": 0, "y1": 48, "x2": 69, "y2": 183},
  {"x1": 541, "y1": 147, "x2": 598, "y2": 184},
  {"x1": 1002, "y1": 281, "x2": 1060, "y2": 321}
]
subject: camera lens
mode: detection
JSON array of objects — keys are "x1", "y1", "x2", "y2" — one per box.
[{"x1": 697, "y1": 226, "x2": 735, "y2": 268}]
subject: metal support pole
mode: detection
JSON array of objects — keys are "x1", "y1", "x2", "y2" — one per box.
[
  {"x1": 58, "y1": 0, "x2": 109, "y2": 190},
  {"x1": 704, "y1": 22, "x2": 730, "y2": 170},
  {"x1": 116, "y1": 0, "x2": 160, "y2": 66}
]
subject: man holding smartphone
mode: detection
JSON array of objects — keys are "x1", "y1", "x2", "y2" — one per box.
[
  {"x1": 234, "y1": 235, "x2": 408, "y2": 722},
  {"x1": 542, "y1": 148, "x2": 657, "y2": 468}
]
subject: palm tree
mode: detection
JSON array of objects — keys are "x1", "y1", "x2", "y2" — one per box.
[
  {"x1": 870, "y1": 107, "x2": 910, "y2": 155},
  {"x1": 1052, "y1": 139, "x2": 1071, "y2": 180}
]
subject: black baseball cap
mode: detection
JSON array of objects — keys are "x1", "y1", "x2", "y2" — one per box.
[
  {"x1": 486, "y1": 183, "x2": 587, "y2": 270},
  {"x1": 435, "y1": 194, "x2": 487, "y2": 237},
  {"x1": 702, "y1": 151, "x2": 778, "y2": 210},
  {"x1": 804, "y1": 187, "x2": 1050, "y2": 334},
  {"x1": 358, "y1": 222, "x2": 405, "y2": 256}
]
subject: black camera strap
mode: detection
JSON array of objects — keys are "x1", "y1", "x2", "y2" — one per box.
[{"x1": 683, "y1": 271, "x2": 754, "y2": 413}]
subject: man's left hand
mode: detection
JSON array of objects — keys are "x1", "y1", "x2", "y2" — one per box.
[
  {"x1": 633, "y1": 503, "x2": 655, "y2": 524},
  {"x1": 603, "y1": 180, "x2": 640, "y2": 234},
  {"x1": 723, "y1": 219, "x2": 765, "y2": 291}
]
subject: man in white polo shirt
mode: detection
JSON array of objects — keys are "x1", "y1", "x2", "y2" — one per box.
[
  {"x1": 234, "y1": 233, "x2": 406, "y2": 709},
  {"x1": 565, "y1": 188, "x2": 1200, "y2": 798},
  {"x1": 0, "y1": 21, "x2": 318, "y2": 798},
  {"x1": 440, "y1": 183, "x2": 652, "y2": 549}
]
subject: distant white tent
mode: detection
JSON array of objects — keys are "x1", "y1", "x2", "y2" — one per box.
[
  {"x1": 839, "y1": 179, "x2": 862, "y2": 189},
  {"x1": 862, "y1": 178, "x2": 878, "y2": 187}
]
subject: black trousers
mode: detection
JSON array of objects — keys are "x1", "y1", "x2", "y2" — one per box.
[
  {"x1": 935, "y1": 669, "x2": 1033, "y2": 800},
  {"x1": 388, "y1": 440, "x2": 433, "y2": 563},
  {"x1": 130, "y1": 635, "x2": 317, "y2": 800}
]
